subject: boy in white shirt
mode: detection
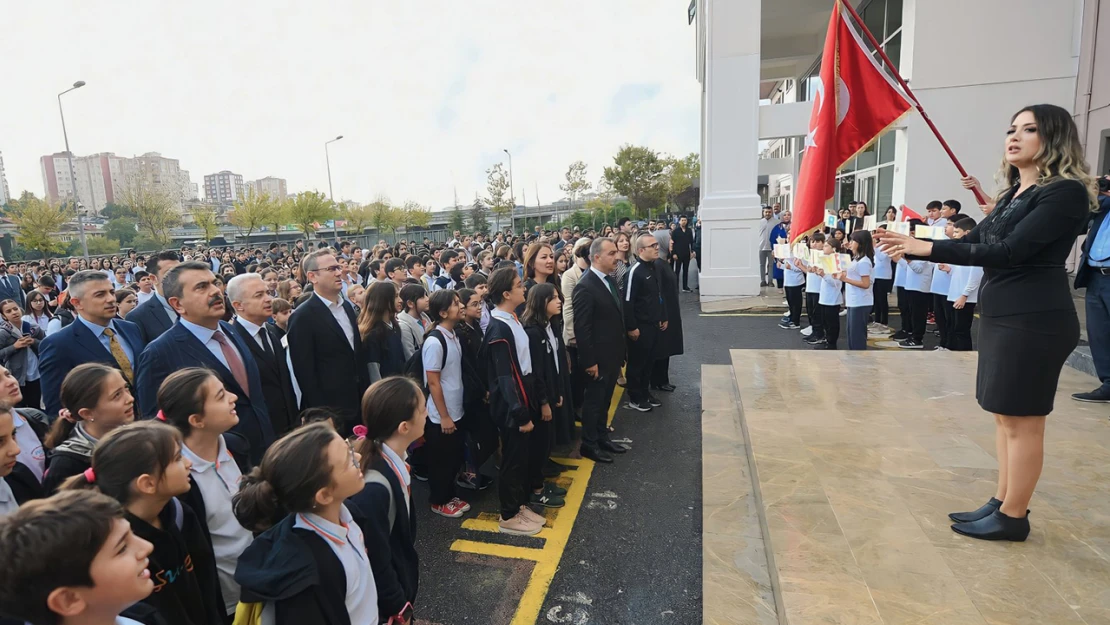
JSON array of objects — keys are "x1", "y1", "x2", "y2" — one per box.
[
  {"x1": 946, "y1": 216, "x2": 983, "y2": 352},
  {"x1": 900, "y1": 222, "x2": 934, "y2": 350}
]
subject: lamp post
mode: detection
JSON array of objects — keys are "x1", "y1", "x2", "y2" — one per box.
[
  {"x1": 503, "y1": 148, "x2": 515, "y2": 234},
  {"x1": 58, "y1": 80, "x2": 88, "y2": 259},
  {"x1": 324, "y1": 135, "x2": 343, "y2": 241}
]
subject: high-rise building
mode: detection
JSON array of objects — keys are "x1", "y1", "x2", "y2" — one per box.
[
  {"x1": 204, "y1": 170, "x2": 246, "y2": 204},
  {"x1": 122, "y1": 152, "x2": 189, "y2": 208},
  {"x1": 0, "y1": 152, "x2": 10, "y2": 206},
  {"x1": 248, "y1": 176, "x2": 288, "y2": 200},
  {"x1": 40, "y1": 151, "x2": 127, "y2": 212}
]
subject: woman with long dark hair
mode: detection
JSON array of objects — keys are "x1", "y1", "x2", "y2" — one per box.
[
  {"x1": 358, "y1": 281, "x2": 405, "y2": 383},
  {"x1": 877, "y1": 104, "x2": 1097, "y2": 541}
]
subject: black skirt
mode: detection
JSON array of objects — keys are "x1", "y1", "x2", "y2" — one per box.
[{"x1": 976, "y1": 309, "x2": 1079, "y2": 416}]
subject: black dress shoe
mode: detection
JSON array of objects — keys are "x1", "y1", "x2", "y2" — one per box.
[
  {"x1": 599, "y1": 440, "x2": 628, "y2": 454},
  {"x1": 581, "y1": 447, "x2": 614, "y2": 463},
  {"x1": 652, "y1": 384, "x2": 676, "y2": 393},
  {"x1": 1072, "y1": 387, "x2": 1110, "y2": 403},
  {"x1": 951, "y1": 510, "x2": 1030, "y2": 542},
  {"x1": 948, "y1": 497, "x2": 1002, "y2": 523}
]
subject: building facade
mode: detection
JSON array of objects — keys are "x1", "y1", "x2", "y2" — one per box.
[
  {"x1": 249, "y1": 176, "x2": 288, "y2": 200},
  {"x1": 0, "y1": 152, "x2": 9, "y2": 205},
  {"x1": 40, "y1": 151, "x2": 128, "y2": 212},
  {"x1": 204, "y1": 170, "x2": 246, "y2": 205},
  {"x1": 695, "y1": 0, "x2": 1103, "y2": 302}
]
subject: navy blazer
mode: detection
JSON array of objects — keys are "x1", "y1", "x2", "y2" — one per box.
[
  {"x1": 126, "y1": 294, "x2": 175, "y2": 345},
  {"x1": 136, "y1": 320, "x2": 275, "y2": 465},
  {"x1": 0, "y1": 274, "x2": 25, "y2": 309},
  {"x1": 39, "y1": 317, "x2": 146, "y2": 417},
  {"x1": 1075, "y1": 199, "x2": 1110, "y2": 289}
]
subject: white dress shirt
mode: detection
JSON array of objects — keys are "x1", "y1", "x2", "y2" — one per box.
[
  {"x1": 294, "y1": 507, "x2": 378, "y2": 625},
  {"x1": 490, "y1": 309, "x2": 532, "y2": 375},
  {"x1": 136, "y1": 289, "x2": 156, "y2": 306},
  {"x1": 316, "y1": 292, "x2": 355, "y2": 349},
  {"x1": 234, "y1": 316, "x2": 271, "y2": 352},
  {"x1": 178, "y1": 319, "x2": 243, "y2": 371}
]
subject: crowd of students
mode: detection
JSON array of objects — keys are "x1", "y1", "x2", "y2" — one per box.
[
  {"x1": 773, "y1": 199, "x2": 983, "y2": 351},
  {"x1": 0, "y1": 218, "x2": 688, "y2": 625}
]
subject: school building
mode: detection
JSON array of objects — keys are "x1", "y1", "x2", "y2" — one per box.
[{"x1": 693, "y1": 0, "x2": 1110, "y2": 302}]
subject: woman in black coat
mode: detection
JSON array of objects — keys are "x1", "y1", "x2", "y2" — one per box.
[
  {"x1": 876, "y1": 104, "x2": 1097, "y2": 542},
  {"x1": 651, "y1": 257, "x2": 683, "y2": 392}
]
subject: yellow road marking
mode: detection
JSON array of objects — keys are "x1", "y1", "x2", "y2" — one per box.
[{"x1": 449, "y1": 383, "x2": 625, "y2": 625}]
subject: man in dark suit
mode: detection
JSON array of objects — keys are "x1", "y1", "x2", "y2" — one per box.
[
  {"x1": 126, "y1": 250, "x2": 180, "y2": 344},
  {"x1": 39, "y1": 271, "x2": 146, "y2": 417},
  {"x1": 227, "y1": 273, "x2": 298, "y2": 436},
  {"x1": 624, "y1": 232, "x2": 667, "y2": 412},
  {"x1": 1073, "y1": 177, "x2": 1110, "y2": 403},
  {"x1": 571, "y1": 237, "x2": 628, "y2": 463},
  {"x1": 0, "y1": 260, "x2": 25, "y2": 309},
  {"x1": 287, "y1": 249, "x2": 369, "y2": 434},
  {"x1": 136, "y1": 262, "x2": 275, "y2": 464}
]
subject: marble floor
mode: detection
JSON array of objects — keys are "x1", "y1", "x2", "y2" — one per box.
[{"x1": 726, "y1": 350, "x2": 1110, "y2": 625}]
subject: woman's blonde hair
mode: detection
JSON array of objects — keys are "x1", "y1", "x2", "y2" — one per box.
[{"x1": 994, "y1": 104, "x2": 1098, "y2": 210}]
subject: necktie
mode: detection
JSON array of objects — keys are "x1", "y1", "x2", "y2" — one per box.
[
  {"x1": 257, "y1": 326, "x2": 273, "y2": 358},
  {"x1": 212, "y1": 331, "x2": 250, "y2": 397},
  {"x1": 101, "y1": 327, "x2": 133, "y2": 383},
  {"x1": 604, "y1": 276, "x2": 621, "y2": 307}
]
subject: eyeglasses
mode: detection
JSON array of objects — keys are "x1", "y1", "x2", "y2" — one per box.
[
  {"x1": 312, "y1": 265, "x2": 342, "y2": 274},
  {"x1": 345, "y1": 439, "x2": 360, "y2": 469},
  {"x1": 643, "y1": 243, "x2": 660, "y2": 249}
]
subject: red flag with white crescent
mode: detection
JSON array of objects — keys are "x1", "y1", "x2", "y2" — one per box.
[{"x1": 790, "y1": 0, "x2": 914, "y2": 243}]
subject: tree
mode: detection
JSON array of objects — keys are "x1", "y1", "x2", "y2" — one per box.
[
  {"x1": 402, "y1": 201, "x2": 431, "y2": 233},
  {"x1": 663, "y1": 152, "x2": 701, "y2": 211},
  {"x1": 84, "y1": 237, "x2": 122, "y2": 256},
  {"x1": 448, "y1": 205, "x2": 466, "y2": 234},
  {"x1": 266, "y1": 198, "x2": 291, "y2": 236},
  {"x1": 188, "y1": 205, "x2": 220, "y2": 241},
  {"x1": 105, "y1": 216, "x2": 139, "y2": 247},
  {"x1": 341, "y1": 201, "x2": 373, "y2": 235},
  {"x1": 101, "y1": 203, "x2": 134, "y2": 219},
  {"x1": 227, "y1": 190, "x2": 272, "y2": 241},
  {"x1": 9, "y1": 193, "x2": 73, "y2": 259},
  {"x1": 470, "y1": 196, "x2": 490, "y2": 233},
  {"x1": 367, "y1": 195, "x2": 393, "y2": 234},
  {"x1": 485, "y1": 163, "x2": 513, "y2": 232},
  {"x1": 287, "y1": 191, "x2": 335, "y2": 238},
  {"x1": 603, "y1": 144, "x2": 667, "y2": 217},
  {"x1": 117, "y1": 172, "x2": 181, "y2": 247},
  {"x1": 559, "y1": 160, "x2": 592, "y2": 223}
]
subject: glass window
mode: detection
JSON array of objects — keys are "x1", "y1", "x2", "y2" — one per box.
[
  {"x1": 879, "y1": 131, "x2": 896, "y2": 165},
  {"x1": 856, "y1": 142, "x2": 878, "y2": 170},
  {"x1": 863, "y1": 0, "x2": 886, "y2": 42},
  {"x1": 884, "y1": 32, "x2": 902, "y2": 71},
  {"x1": 878, "y1": 165, "x2": 894, "y2": 210},
  {"x1": 885, "y1": 0, "x2": 903, "y2": 40},
  {"x1": 837, "y1": 175, "x2": 856, "y2": 212}
]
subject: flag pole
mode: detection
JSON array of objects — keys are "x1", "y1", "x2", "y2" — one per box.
[{"x1": 839, "y1": 1, "x2": 989, "y2": 206}]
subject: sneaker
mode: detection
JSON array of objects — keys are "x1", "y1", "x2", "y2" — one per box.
[
  {"x1": 529, "y1": 492, "x2": 565, "y2": 508},
  {"x1": 839, "y1": 309, "x2": 847, "y2": 317},
  {"x1": 890, "y1": 330, "x2": 909, "y2": 341},
  {"x1": 898, "y1": 339, "x2": 924, "y2": 349},
  {"x1": 519, "y1": 505, "x2": 546, "y2": 525},
  {"x1": 1072, "y1": 387, "x2": 1110, "y2": 403},
  {"x1": 812, "y1": 343, "x2": 836, "y2": 350},
  {"x1": 411, "y1": 466, "x2": 429, "y2": 482},
  {"x1": 456, "y1": 472, "x2": 493, "y2": 491},
  {"x1": 544, "y1": 482, "x2": 568, "y2": 496},
  {"x1": 449, "y1": 497, "x2": 471, "y2": 513},
  {"x1": 499, "y1": 512, "x2": 543, "y2": 536},
  {"x1": 646, "y1": 395, "x2": 662, "y2": 407},
  {"x1": 431, "y1": 500, "x2": 469, "y2": 518},
  {"x1": 926, "y1": 313, "x2": 936, "y2": 326},
  {"x1": 778, "y1": 321, "x2": 800, "y2": 329},
  {"x1": 867, "y1": 326, "x2": 888, "y2": 336},
  {"x1": 800, "y1": 326, "x2": 813, "y2": 337},
  {"x1": 624, "y1": 401, "x2": 652, "y2": 412},
  {"x1": 682, "y1": 288, "x2": 693, "y2": 293},
  {"x1": 804, "y1": 336, "x2": 826, "y2": 345},
  {"x1": 932, "y1": 346, "x2": 949, "y2": 352}
]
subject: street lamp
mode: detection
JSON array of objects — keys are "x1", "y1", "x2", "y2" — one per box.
[
  {"x1": 325, "y1": 135, "x2": 344, "y2": 200},
  {"x1": 58, "y1": 80, "x2": 88, "y2": 259},
  {"x1": 503, "y1": 148, "x2": 515, "y2": 233}
]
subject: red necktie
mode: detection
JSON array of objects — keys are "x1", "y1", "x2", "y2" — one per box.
[{"x1": 213, "y1": 331, "x2": 250, "y2": 397}]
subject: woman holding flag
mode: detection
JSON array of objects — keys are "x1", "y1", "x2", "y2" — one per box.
[{"x1": 876, "y1": 104, "x2": 1098, "y2": 542}]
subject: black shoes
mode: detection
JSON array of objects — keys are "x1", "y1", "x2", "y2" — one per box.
[
  {"x1": 948, "y1": 497, "x2": 1002, "y2": 523},
  {"x1": 581, "y1": 446, "x2": 614, "y2": 463},
  {"x1": 646, "y1": 395, "x2": 662, "y2": 407},
  {"x1": 1072, "y1": 387, "x2": 1110, "y2": 403},
  {"x1": 951, "y1": 510, "x2": 1030, "y2": 542},
  {"x1": 599, "y1": 440, "x2": 629, "y2": 454},
  {"x1": 890, "y1": 330, "x2": 909, "y2": 341},
  {"x1": 651, "y1": 384, "x2": 676, "y2": 393}
]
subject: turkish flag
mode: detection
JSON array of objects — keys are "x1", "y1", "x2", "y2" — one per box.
[
  {"x1": 899, "y1": 205, "x2": 922, "y2": 221},
  {"x1": 790, "y1": 0, "x2": 914, "y2": 244}
]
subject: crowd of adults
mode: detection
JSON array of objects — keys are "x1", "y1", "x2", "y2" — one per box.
[{"x1": 0, "y1": 216, "x2": 695, "y2": 625}]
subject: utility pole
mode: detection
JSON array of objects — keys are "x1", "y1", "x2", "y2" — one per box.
[{"x1": 58, "y1": 80, "x2": 88, "y2": 259}]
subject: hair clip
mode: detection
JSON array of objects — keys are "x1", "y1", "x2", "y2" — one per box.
[
  {"x1": 83, "y1": 467, "x2": 96, "y2": 483},
  {"x1": 352, "y1": 425, "x2": 368, "y2": 440},
  {"x1": 155, "y1": 410, "x2": 166, "y2": 422}
]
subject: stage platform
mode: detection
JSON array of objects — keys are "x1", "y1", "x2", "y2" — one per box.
[{"x1": 703, "y1": 350, "x2": 1110, "y2": 625}]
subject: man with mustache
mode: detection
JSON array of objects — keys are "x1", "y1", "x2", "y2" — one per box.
[{"x1": 135, "y1": 261, "x2": 275, "y2": 464}]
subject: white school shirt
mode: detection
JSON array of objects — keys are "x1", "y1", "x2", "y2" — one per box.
[
  {"x1": 903, "y1": 260, "x2": 933, "y2": 293},
  {"x1": 947, "y1": 265, "x2": 984, "y2": 304},
  {"x1": 844, "y1": 257, "x2": 873, "y2": 308},
  {"x1": 893, "y1": 258, "x2": 908, "y2": 288},
  {"x1": 13, "y1": 410, "x2": 45, "y2": 483},
  {"x1": 380, "y1": 443, "x2": 412, "y2": 514},
  {"x1": 422, "y1": 325, "x2": 464, "y2": 424},
  {"x1": 783, "y1": 259, "x2": 806, "y2": 288},
  {"x1": 490, "y1": 309, "x2": 533, "y2": 375},
  {"x1": 182, "y1": 437, "x2": 251, "y2": 614},
  {"x1": 544, "y1": 322, "x2": 560, "y2": 374},
  {"x1": 818, "y1": 274, "x2": 843, "y2": 306},
  {"x1": 929, "y1": 262, "x2": 953, "y2": 296},
  {"x1": 805, "y1": 267, "x2": 822, "y2": 294},
  {"x1": 0, "y1": 477, "x2": 17, "y2": 518},
  {"x1": 872, "y1": 248, "x2": 893, "y2": 280},
  {"x1": 294, "y1": 507, "x2": 378, "y2": 625}
]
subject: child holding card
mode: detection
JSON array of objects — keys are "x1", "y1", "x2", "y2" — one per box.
[
  {"x1": 802, "y1": 233, "x2": 827, "y2": 345},
  {"x1": 812, "y1": 239, "x2": 844, "y2": 350},
  {"x1": 946, "y1": 216, "x2": 982, "y2": 351},
  {"x1": 900, "y1": 221, "x2": 934, "y2": 349},
  {"x1": 870, "y1": 226, "x2": 894, "y2": 335},
  {"x1": 839, "y1": 231, "x2": 875, "y2": 350},
  {"x1": 780, "y1": 248, "x2": 806, "y2": 330}
]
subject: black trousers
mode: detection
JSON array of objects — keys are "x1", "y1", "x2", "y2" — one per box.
[
  {"x1": 567, "y1": 345, "x2": 586, "y2": 415},
  {"x1": 896, "y1": 286, "x2": 912, "y2": 334},
  {"x1": 460, "y1": 401, "x2": 498, "y2": 475},
  {"x1": 625, "y1": 325, "x2": 658, "y2": 403},
  {"x1": 581, "y1": 365, "x2": 618, "y2": 451},
  {"x1": 18, "y1": 378, "x2": 41, "y2": 409},
  {"x1": 527, "y1": 416, "x2": 553, "y2": 492},
  {"x1": 651, "y1": 357, "x2": 670, "y2": 387},
  {"x1": 785, "y1": 285, "x2": 804, "y2": 326},
  {"x1": 805, "y1": 292, "x2": 824, "y2": 338},
  {"x1": 822, "y1": 304, "x2": 841, "y2": 348},
  {"x1": 908, "y1": 289, "x2": 931, "y2": 342},
  {"x1": 498, "y1": 425, "x2": 530, "y2": 520},
  {"x1": 934, "y1": 294, "x2": 955, "y2": 349},
  {"x1": 673, "y1": 254, "x2": 691, "y2": 290},
  {"x1": 950, "y1": 302, "x2": 976, "y2": 351},
  {"x1": 423, "y1": 419, "x2": 465, "y2": 506},
  {"x1": 872, "y1": 278, "x2": 893, "y2": 325}
]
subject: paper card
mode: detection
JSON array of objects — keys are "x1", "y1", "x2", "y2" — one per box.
[
  {"x1": 844, "y1": 220, "x2": 853, "y2": 235},
  {"x1": 839, "y1": 254, "x2": 851, "y2": 271},
  {"x1": 914, "y1": 225, "x2": 948, "y2": 240},
  {"x1": 818, "y1": 253, "x2": 840, "y2": 274},
  {"x1": 793, "y1": 242, "x2": 809, "y2": 262},
  {"x1": 889, "y1": 221, "x2": 911, "y2": 235},
  {"x1": 863, "y1": 215, "x2": 877, "y2": 231},
  {"x1": 825, "y1": 213, "x2": 837, "y2": 229},
  {"x1": 773, "y1": 244, "x2": 791, "y2": 259}
]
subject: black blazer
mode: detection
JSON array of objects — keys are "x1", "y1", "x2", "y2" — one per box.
[
  {"x1": 8, "y1": 408, "x2": 48, "y2": 505},
  {"x1": 38, "y1": 317, "x2": 146, "y2": 417},
  {"x1": 571, "y1": 269, "x2": 626, "y2": 372},
  {"x1": 126, "y1": 294, "x2": 175, "y2": 345},
  {"x1": 671, "y1": 225, "x2": 694, "y2": 256},
  {"x1": 1074, "y1": 197, "x2": 1110, "y2": 289},
  {"x1": 231, "y1": 319, "x2": 299, "y2": 437},
  {"x1": 0, "y1": 274, "x2": 25, "y2": 309},
  {"x1": 286, "y1": 294, "x2": 369, "y2": 431},
  {"x1": 136, "y1": 321, "x2": 276, "y2": 465}
]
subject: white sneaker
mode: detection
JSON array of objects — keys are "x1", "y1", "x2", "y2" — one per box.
[
  {"x1": 519, "y1": 505, "x2": 546, "y2": 526},
  {"x1": 499, "y1": 512, "x2": 543, "y2": 536},
  {"x1": 801, "y1": 326, "x2": 813, "y2": 337},
  {"x1": 839, "y1": 309, "x2": 847, "y2": 317}
]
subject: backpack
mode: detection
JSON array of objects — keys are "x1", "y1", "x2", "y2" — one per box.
[
  {"x1": 363, "y1": 469, "x2": 397, "y2": 531},
  {"x1": 402, "y1": 328, "x2": 447, "y2": 394}
]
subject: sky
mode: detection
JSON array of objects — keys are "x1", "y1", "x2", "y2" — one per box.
[{"x1": 1, "y1": 1, "x2": 700, "y2": 210}]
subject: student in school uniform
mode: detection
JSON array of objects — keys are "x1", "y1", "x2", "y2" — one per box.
[
  {"x1": 812, "y1": 240, "x2": 844, "y2": 350},
  {"x1": 869, "y1": 227, "x2": 894, "y2": 336},
  {"x1": 900, "y1": 222, "x2": 934, "y2": 349},
  {"x1": 891, "y1": 255, "x2": 912, "y2": 341},
  {"x1": 802, "y1": 233, "x2": 827, "y2": 344},
  {"x1": 839, "y1": 231, "x2": 875, "y2": 350},
  {"x1": 946, "y1": 216, "x2": 983, "y2": 352},
  {"x1": 779, "y1": 247, "x2": 807, "y2": 330},
  {"x1": 929, "y1": 220, "x2": 959, "y2": 351}
]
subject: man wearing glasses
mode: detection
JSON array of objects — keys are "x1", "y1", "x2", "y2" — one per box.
[
  {"x1": 622, "y1": 232, "x2": 667, "y2": 413},
  {"x1": 286, "y1": 249, "x2": 369, "y2": 435}
]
